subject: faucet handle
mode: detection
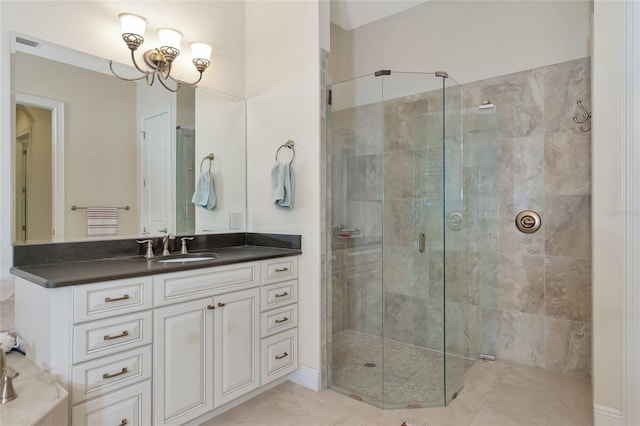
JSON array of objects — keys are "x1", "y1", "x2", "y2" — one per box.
[
  {"x1": 180, "y1": 237, "x2": 194, "y2": 254},
  {"x1": 0, "y1": 366, "x2": 19, "y2": 403},
  {"x1": 136, "y1": 239, "x2": 154, "y2": 259}
]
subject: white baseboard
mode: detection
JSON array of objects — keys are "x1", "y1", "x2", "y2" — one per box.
[
  {"x1": 288, "y1": 366, "x2": 320, "y2": 391},
  {"x1": 594, "y1": 404, "x2": 623, "y2": 426}
]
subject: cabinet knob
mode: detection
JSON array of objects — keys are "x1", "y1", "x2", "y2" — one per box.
[
  {"x1": 275, "y1": 352, "x2": 289, "y2": 360},
  {"x1": 275, "y1": 317, "x2": 289, "y2": 324},
  {"x1": 207, "y1": 305, "x2": 215, "y2": 310},
  {"x1": 274, "y1": 267, "x2": 289, "y2": 273},
  {"x1": 217, "y1": 302, "x2": 226, "y2": 307},
  {"x1": 117, "y1": 419, "x2": 128, "y2": 426},
  {"x1": 274, "y1": 292, "x2": 289, "y2": 298}
]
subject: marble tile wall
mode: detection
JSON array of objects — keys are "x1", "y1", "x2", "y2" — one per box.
[{"x1": 463, "y1": 57, "x2": 592, "y2": 378}]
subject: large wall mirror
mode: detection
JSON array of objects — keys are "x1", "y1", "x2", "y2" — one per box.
[{"x1": 11, "y1": 34, "x2": 246, "y2": 245}]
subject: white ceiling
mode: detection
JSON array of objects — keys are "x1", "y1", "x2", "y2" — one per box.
[{"x1": 330, "y1": 0, "x2": 429, "y2": 31}]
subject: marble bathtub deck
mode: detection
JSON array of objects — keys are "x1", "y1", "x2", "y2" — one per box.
[{"x1": 202, "y1": 358, "x2": 592, "y2": 426}]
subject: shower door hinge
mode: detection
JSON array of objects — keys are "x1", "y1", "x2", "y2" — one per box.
[
  {"x1": 418, "y1": 232, "x2": 425, "y2": 253},
  {"x1": 479, "y1": 353, "x2": 496, "y2": 362},
  {"x1": 140, "y1": 131, "x2": 146, "y2": 140},
  {"x1": 327, "y1": 89, "x2": 332, "y2": 106}
]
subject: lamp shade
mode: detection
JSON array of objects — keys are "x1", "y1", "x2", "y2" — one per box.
[
  {"x1": 190, "y1": 42, "x2": 212, "y2": 61},
  {"x1": 119, "y1": 13, "x2": 147, "y2": 37},
  {"x1": 158, "y1": 28, "x2": 182, "y2": 49}
]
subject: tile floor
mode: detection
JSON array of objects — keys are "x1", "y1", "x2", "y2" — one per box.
[
  {"x1": 329, "y1": 330, "x2": 467, "y2": 408},
  {"x1": 202, "y1": 359, "x2": 592, "y2": 426}
]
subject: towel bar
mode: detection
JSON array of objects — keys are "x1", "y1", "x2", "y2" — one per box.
[{"x1": 71, "y1": 205, "x2": 130, "y2": 211}]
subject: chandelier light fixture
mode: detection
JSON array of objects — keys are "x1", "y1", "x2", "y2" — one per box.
[{"x1": 109, "y1": 13, "x2": 212, "y2": 92}]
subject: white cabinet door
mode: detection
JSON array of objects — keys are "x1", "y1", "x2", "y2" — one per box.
[
  {"x1": 214, "y1": 288, "x2": 260, "y2": 407},
  {"x1": 154, "y1": 298, "x2": 214, "y2": 426}
]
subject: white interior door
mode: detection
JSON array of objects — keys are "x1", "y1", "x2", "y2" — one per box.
[{"x1": 141, "y1": 107, "x2": 171, "y2": 235}]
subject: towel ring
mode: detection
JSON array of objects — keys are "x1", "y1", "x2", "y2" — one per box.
[
  {"x1": 275, "y1": 140, "x2": 295, "y2": 165},
  {"x1": 200, "y1": 153, "x2": 215, "y2": 173}
]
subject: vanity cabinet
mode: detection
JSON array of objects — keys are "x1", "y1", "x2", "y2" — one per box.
[{"x1": 14, "y1": 255, "x2": 298, "y2": 426}]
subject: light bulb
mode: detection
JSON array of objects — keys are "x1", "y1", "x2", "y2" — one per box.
[
  {"x1": 190, "y1": 42, "x2": 212, "y2": 61},
  {"x1": 158, "y1": 28, "x2": 182, "y2": 50},
  {"x1": 119, "y1": 13, "x2": 147, "y2": 37}
]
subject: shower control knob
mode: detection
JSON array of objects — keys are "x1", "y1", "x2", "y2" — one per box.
[{"x1": 515, "y1": 210, "x2": 542, "y2": 234}]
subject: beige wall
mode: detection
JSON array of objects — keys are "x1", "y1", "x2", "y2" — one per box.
[
  {"x1": 592, "y1": 0, "x2": 623, "y2": 415},
  {"x1": 331, "y1": 0, "x2": 592, "y2": 84},
  {"x1": 15, "y1": 53, "x2": 139, "y2": 241},
  {"x1": 245, "y1": 0, "x2": 322, "y2": 388}
]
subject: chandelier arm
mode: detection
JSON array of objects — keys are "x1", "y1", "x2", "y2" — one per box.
[
  {"x1": 109, "y1": 60, "x2": 148, "y2": 82},
  {"x1": 157, "y1": 75, "x2": 180, "y2": 92},
  {"x1": 170, "y1": 72, "x2": 204, "y2": 87},
  {"x1": 146, "y1": 73, "x2": 156, "y2": 86},
  {"x1": 129, "y1": 48, "x2": 153, "y2": 75}
]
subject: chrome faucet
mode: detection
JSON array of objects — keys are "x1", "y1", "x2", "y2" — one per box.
[
  {"x1": 0, "y1": 351, "x2": 18, "y2": 403},
  {"x1": 180, "y1": 236, "x2": 194, "y2": 254},
  {"x1": 162, "y1": 233, "x2": 175, "y2": 256}
]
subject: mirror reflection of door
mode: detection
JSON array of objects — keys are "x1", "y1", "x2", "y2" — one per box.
[
  {"x1": 141, "y1": 107, "x2": 172, "y2": 236},
  {"x1": 15, "y1": 104, "x2": 53, "y2": 243}
]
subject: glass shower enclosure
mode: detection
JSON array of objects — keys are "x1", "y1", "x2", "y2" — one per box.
[{"x1": 326, "y1": 71, "x2": 466, "y2": 408}]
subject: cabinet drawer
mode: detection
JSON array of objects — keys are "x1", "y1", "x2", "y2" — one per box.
[
  {"x1": 260, "y1": 304, "x2": 298, "y2": 338},
  {"x1": 261, "y1": 328, "x2": 298, "y2": 385},
  {"x1": 72, "y1": 380, "x2": 151, "y2": 426},
  {"x1": 261, "y1": 257, "x2": 298, "y2": 285},
  {"x1": 73, "y1": 311, "x2": 152, "y2": 363},
  {"x1": 73, "y1": 277, "x2": 153, "y2": 324},
  {"x1": 260, "y1": 280, "x2": 297, "y2": 312},
  {"x1": 154, "y1": 263, "x2": 257, "y2": 306},
  {"x1": 71, "y1": 345, "x2": 152, "y2": 405}
]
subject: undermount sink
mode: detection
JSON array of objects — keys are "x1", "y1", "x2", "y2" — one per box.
[{"x1": 153, "y1": 253, "x2": 218, "y2": 263}]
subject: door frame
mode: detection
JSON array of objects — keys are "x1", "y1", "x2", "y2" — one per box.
[{"x1": 15, "y1": 93, "x2": 65, "y2": 242}]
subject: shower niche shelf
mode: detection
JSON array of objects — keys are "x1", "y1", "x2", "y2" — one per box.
[{"x1": 334, "y1": 226, "x2": 362, "y2": 239}]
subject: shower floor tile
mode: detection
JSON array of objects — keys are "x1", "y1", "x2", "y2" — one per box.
[{"x1": 329, "y1": 330, "x2": 469, "y2": 408}]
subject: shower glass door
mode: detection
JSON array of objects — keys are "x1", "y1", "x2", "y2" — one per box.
[{"x1": 327, "y1": 71, "x2": 465, "y2": 409}]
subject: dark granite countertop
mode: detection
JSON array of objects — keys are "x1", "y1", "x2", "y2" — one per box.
[
  {"x1": 10, "y1": 233, "x2": 302, "y2": 288},
  {"x1": 11, "y1": 245, "x2": 301, "y2": 288}
]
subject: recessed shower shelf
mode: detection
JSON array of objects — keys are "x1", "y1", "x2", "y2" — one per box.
[{"x1": 334, "y1": 227, "x2": 362, "y2": 239}]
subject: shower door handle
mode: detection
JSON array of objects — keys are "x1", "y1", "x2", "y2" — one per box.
[{"x1": 419, "y1": 233, "x2": 425, "y2": 253}]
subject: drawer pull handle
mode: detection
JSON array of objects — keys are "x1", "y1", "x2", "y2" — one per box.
[
  {"x1": 207, "y1": 305, "x2": 216, "y2": 310},
  {"x1": 275, "y1": 317, "x2": 289, "y2": 324},
  {"x1": 218, "y1": 302, "x2": 226, "y2": 307},
  {"x1": 274, "y1": 292, "x2": 289, "y2": 298},
  {"x1": 103, "y1": 367, "x2": 128, "y2": 379},
  {"x1": 117, "y1": 419, "x2": 128, "y2": 426},
  {"x1": 274, "y1": 267, "x2": 289, "y2": 272},
  {"x1": 104, "y1": 294, "x2": 130, "y2": 303},
  {"x1": 275, "y1": 352, "x2": 289, "y2": 360},
  {"x1": 104, "y1": 330, "x2": 129, "y2": 341}
]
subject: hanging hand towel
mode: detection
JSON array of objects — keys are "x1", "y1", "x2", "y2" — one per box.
[
  {"x1": 86, "y1": 207, "x2": 118, "y2": 236},
  {"x1": 192, "y1": 170, "x2": 217, "y2": 210},
  {"x1": 271, "y1": 162, "x2": 295, "y2": 209}
]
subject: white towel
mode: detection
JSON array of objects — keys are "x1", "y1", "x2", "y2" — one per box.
[
  {"x1": 271, "y1": 162, "x2": 295, "y2": 209},
  {"x1": 87, "y1": 207, "x2": 118, "y2": 235},
  {"x1": 192, "y1": 171, "x2": 217, "y2": 210}
]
